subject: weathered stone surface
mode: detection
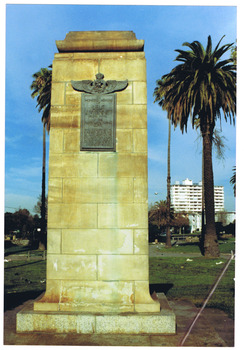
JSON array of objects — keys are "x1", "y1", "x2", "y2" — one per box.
[
  {"x1": 98, "y1": 153, "x2": 147, "y2": 177},
  {"x1": 48, "y1": 203, "x2": 98, "y2": 228},
  {"x1": 16, "y1": 31, "x2": 175, "y2": 331},
  {"x1": 56, "y1": 31, "x2": 144, "y2": 53},
  {"x1": 62, "y1": 229, "x2": 133, "y2": 254},
  {"x1": 97, "y1": 255, "x2": 149, "y2": 281},
  {"x1": 17, "y1": 309, "x2": 176, "y2": 334},
  {"x1": 97, "y1": 203, "x2": 148, "y2": 229},
  {"x1": 63, "y1": 178, "x2": 133, "y2": 203},
  {"x1": 46, "y1": 254, "x2": 97, "y2": 280}
]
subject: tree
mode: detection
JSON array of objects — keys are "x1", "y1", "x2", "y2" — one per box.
[
  {"x1": 166, "y1": 118, "x2": 172, "y2": 247},
  {"x1": 148, "y1": 201, "x2": 189, "y2": 239},
  {"x1": 154, "y1": 36, "x2": 236, "y2": 257},
  {"x1": 230, "y1": 166, "x2": 236, "y2": 197},
  {"x1": 195, "y1": 120, "x2": 227, "y2": 252},
  {"x1": 30, "y1": 67, "x2": 52, "y2": 249}
]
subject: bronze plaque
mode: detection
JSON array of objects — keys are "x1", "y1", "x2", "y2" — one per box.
[{"x1": 81, "y1": 93, "x2": 116, "y2": 151}]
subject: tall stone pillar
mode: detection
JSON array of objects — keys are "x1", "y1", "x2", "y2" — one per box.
[{"x1": 17, "y1": 32, "x2": 175, "y2": 334}]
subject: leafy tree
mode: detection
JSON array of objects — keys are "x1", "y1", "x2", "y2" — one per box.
[
  {"x1": 154, "y1": 36, "x2": 236, "y2": 257},
  {"x1": 30, "y1": 67, "x2": 52, "y2": 249},
  {"x1": 4, "y1": 209, "x2": 34, "y2": 239}
]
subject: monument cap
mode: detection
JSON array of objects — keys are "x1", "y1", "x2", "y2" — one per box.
[{"x1": 56, "y1": 31, "x2": 144, "y2": 52}]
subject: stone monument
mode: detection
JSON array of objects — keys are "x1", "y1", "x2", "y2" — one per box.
[{"x1": 16, "y1": 31, "x2": 175, "y2": 334}]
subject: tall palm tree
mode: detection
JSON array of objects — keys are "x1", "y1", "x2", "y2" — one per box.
[
  {"x1": 230, "y1": 166, "x2": 236, "y2": 197},
  {"x1": 154, "y1": 36, "x2": 236, "y2": 257},
  {"x1": 30, "y1": 67, "x2": 52, "y2": 249},
  {"x1": 166, "y1": 117, "x2": 172, "y2": 247},
  {"x1": 195, "y1": 119, "x2": 227, "y2": 252}
]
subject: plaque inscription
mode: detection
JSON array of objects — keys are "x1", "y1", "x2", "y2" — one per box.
[
  {"x1": 71, "y1": 73, "x2": 128, "y2": 151},
  {"x1": 81, "y1": 94, "x2": 116, "y2": 150}
]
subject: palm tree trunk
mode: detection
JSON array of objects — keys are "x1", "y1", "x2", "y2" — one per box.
[
  {"x1": 202, "y1": 126, "x2": 220, "y2": 257},
  {"x1": 166, "y1": 117, "x2": 172, "y2": 248},
  {"x1": 39, "y1": 123, "x2": 46, "y2": 250},
  {"x1": 200, "y1": 145, "x2": 205, "y2": 254}
]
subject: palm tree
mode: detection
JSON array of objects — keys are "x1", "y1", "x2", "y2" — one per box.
[
  {"x1": 195, "y1": 120, "x2": 227, "y2": 252},
  {"x1": 154, "y1": 36, "x2": 236, "y2": 257},
  {"x1": 166, "y1": 118, "x2": 172, "y2": 247},
  {"x1": 30, "y1": 67, "x2": 52, "y2": 249},
  {"x1": 230, "y1": 166, "x2": 236, "y2": 197}
]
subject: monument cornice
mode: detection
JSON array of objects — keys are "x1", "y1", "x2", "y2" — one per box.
[{"x1": 56, "y1": 31, "x2": 144, "y2": 52}]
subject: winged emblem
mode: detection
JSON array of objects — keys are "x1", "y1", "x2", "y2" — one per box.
[{"x1": 71, "y1": 73, "x2": 128, "y2": 94}]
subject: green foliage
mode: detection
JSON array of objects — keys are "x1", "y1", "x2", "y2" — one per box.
[
  {"x1": 4, "y1": 209, "x2": 40, "y2": 239},
  {"x1": 30, "y1": 67, "x2": 52, "y2": 131},
  {"x1": 154, "y1": 35, "x2": 236, "y2": 134},
  {"x1": 154, "y1": 36, "x2": 236, "y2": 257},
  {"x1": 148, "y1": 201, "x2": 190, "y2": 241}
]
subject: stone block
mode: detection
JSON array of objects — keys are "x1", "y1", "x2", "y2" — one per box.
[
  {"x1": 98, "y1": 255, "x2": 149, "y2": 281},
  {"x1": 116, "y1": 105, "x2": 147, "y2": 129},
  {"x1": 49, "y1": 153, "x2": 98, "y2": 178},
  {"x1": 95, "y1": 312, "x2": 175, "y2": 334},
  {"x1": 134, "y1": 229, "x2": 149, "y2": 254},
  {"x1": 133, "y1": 129, "x2": 147, "y2": 152},
  {"x1": 116, "y1": 83, "x2": 133, "y2": 105},
  {"x1": 99, "y1": 58, "x2": 146, "y2": 81},
  {"x1": 133, "y1": 177, "x2": 148, "y2": 203},
  {"x1": 47, "y1": 254, "x2": 97, "y2": 280},
  {"x1": 65, "y1": 83, "x2": 81, "y2": 105},
  {"x1": 63, "y1": 177, "x2": 133, "y2": 204},
  {"x1": 133, "y1": 81, "x2": 147, "y2": 105},
  {"x1": 63, "y1": 129, "x2": 80, "y2": 153},
  {"x1": 49, "y1": 129, "x2": 63, "y2": 154},
  {"x1": 134, "y1": 281, "x2": 156, "y2": 304},
  {"x1": 47, "y1": 228, "x2": 61, "y2": 254},
  {"x1": 51, "y1": 82, "x2": 65, "y2": 105},
  {"x1": 59, "y1": 303, "x2": 134, "y2": 313},
  {"x1": 98, "y1": 203, "x2": 148, "y2": 229},
  {"x1": 48, "y1": 178, "x2": 63, "y2": 203},
  {"x1": 17, "y1": 310, "x2": 96, "y2": 333},
  {"x1": 60, "y1": 281, "x2": 134, "y2": 305},
  {"x1": 50, "y1": 105, "x2": 80, "y2": 129},
  {"x1": 34, "y1": 280, "x2": 61, "y2": 310},
  {"x1": 71, "y1": 51, "x2": 145, "y2": 61},
  {"x1": 52, "y1": 59, "x2": 98, "y2": 82},
  {"x1": 61, "y1": 229, "x2": 133, "y2": 254},
  {"x1": 17, "y1": 305, "x2": 176, "y2": 334},
  {"x1": 116, "y1": 129, "x2": 133, "y2": 152},
  {"x1": 48, "y1": 203, "x2": 97, "y2": 229},
  {"x1": 98, "y1": 153, "x2": 147, "y2": 178}
]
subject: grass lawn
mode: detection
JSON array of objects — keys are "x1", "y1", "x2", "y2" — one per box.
[
  {"x1": 4, "y1": 239, "x2": 235, "y2": 319},
  {"x1": 4, "y1": 259, "x2": 46, "y2": 311},
  {"x1": 149, "y1": 256, "x2": 235, "y2": 319},
  {"x1": 152, "y1": 237, "x2": 235, "y2": 254}
]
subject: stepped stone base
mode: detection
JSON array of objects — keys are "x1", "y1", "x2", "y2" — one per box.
[{"x1": 16, "y1": 293, "x2": 176, "y2": 334}]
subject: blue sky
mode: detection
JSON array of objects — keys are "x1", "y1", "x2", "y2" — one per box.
[{"x1": 4, "y1": 2, "x2": 237, "y2": 214}]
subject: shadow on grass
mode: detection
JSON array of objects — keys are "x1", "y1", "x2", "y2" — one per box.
[
  {"x1": 150, "y1": 283, "x2": 174, "y2": 295},
  {"x1": 4, "y1": 260, "x2": 45, "y2": 270},
  {"x1": 4, "y1": 290, "x2": 44, "y2": 311}
]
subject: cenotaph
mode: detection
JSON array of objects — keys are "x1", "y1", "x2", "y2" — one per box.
[{"x1": 17, "y1": 31, "x2": 175, "y2": 334}]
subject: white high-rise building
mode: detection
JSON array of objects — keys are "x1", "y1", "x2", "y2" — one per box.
[{"x1": 171, "y1": 178, "x2": 224, "y2": 213}]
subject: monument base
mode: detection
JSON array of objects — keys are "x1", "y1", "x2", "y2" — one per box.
[{"x1": 16, "y1": 293, "x2": 176, "y2": 334}]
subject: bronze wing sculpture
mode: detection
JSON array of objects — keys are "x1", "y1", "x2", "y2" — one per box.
[{"x1": 71, "y1": 73, "x2": 128, "y2": 94}]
